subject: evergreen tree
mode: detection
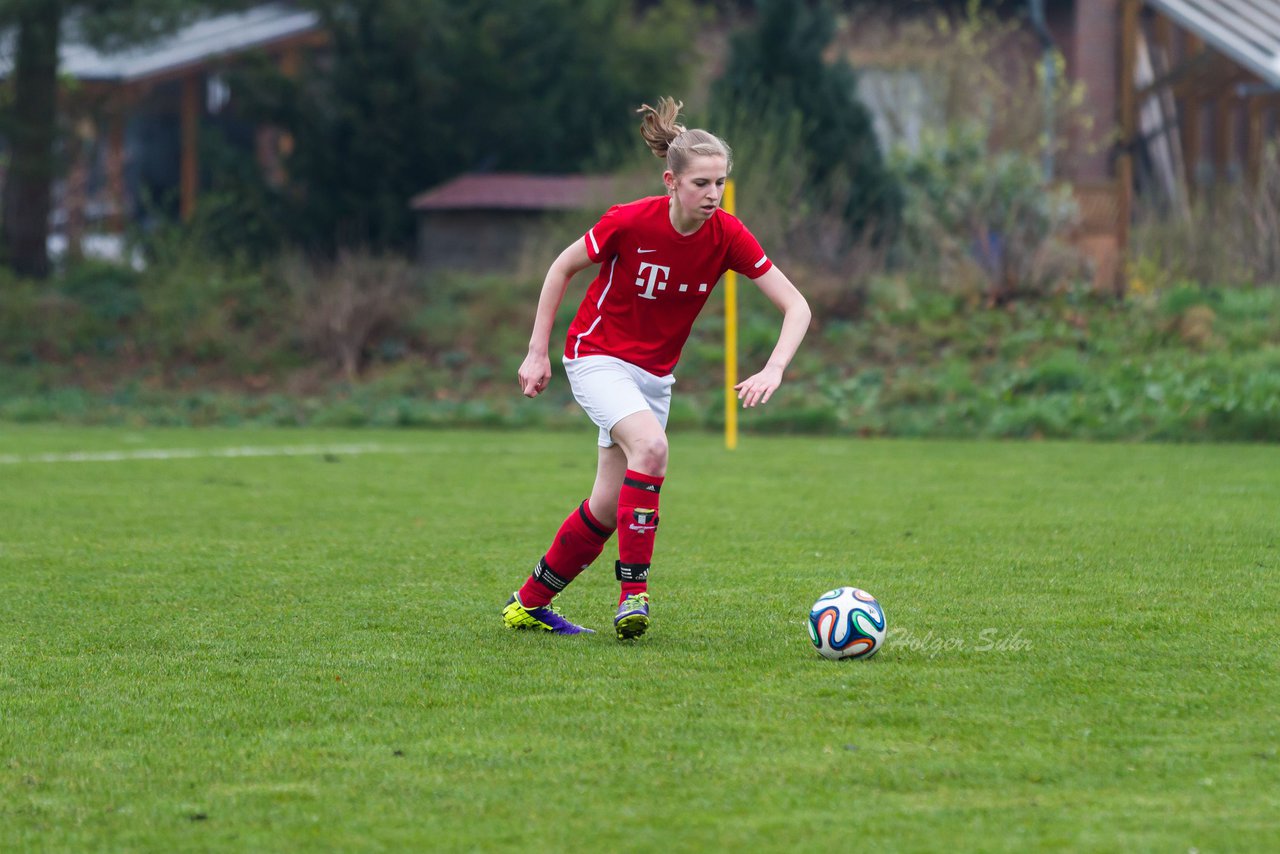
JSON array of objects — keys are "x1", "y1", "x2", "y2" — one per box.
[
  {"x1": 257, "y1": 0, "x2": 698, "y2": 254},
  {"x1": 713, "y1": 0, "x2": 901, "y2": 237}
]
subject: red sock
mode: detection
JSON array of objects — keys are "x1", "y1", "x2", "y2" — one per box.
[
  {"x1": 616, "y1": 469, "x2": 663, "y2": 603},
  {"x1": 517, "y1": 500, "x2": 614, "y2": 608}
]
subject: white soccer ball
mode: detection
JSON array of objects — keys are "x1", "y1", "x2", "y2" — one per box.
[{"x1": 808, "y1": 587, "x2": 886, "y2": 660}]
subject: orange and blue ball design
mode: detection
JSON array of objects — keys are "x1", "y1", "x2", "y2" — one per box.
[{"x1": 808, "y1": 587, "x2": 886, "y2": 660}]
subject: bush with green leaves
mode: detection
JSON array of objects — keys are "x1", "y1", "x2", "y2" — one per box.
[
  {"x1": 888, "y1": 123, "x2": 1084, "y2": 303},
  {"x1": 0, "y1": 260, "x2": 146, "y2": 361}
]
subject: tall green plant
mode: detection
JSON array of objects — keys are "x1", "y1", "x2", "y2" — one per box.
[{"x1": 711, "y1": 0, "x2": 901, "y2": 238}]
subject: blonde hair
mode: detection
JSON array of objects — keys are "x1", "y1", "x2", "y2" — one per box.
[{"x1": 637, "y1": 97, "x2": 733, "y2": 176}]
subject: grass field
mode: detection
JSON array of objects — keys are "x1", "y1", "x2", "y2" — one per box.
[{"x1": 2, "y1": 425, "x2": 1278, "y2": 852}]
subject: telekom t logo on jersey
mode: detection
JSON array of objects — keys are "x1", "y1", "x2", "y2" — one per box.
[
  {"x1": 635, "y1": 259, "x2": 710, "y2": 300},
  {"x1": 635, "y1": 262, "x2": 670, "y2": 300}
]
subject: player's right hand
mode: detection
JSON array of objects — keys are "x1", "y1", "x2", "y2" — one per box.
[{"x1": 518, "y1": 353, "x2": 552, "y2": 397}]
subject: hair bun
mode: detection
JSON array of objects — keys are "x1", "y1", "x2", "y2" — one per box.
[{"x1": 637, "y1": 97, "x2": 686, "y2": 159}]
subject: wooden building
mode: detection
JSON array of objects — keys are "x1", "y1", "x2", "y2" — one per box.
[
  {"x1": 35, "y1": 3, "x2": 326, "y2": 254},
  {"x1": 848, "y1": 0, "x2": 1280, "y2": 291},
  {"x1": 1072, "y1": 0, "x2": 1280, "y2": 289}
]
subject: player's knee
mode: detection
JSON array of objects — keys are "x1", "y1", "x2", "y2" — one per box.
[{"x1": 630, "y1": 435, "x2": 668, "y2": 475}]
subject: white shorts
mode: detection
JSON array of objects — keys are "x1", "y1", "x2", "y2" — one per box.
[{"x1": 562, "y1": 355, "x2": 675, "y2": 448}]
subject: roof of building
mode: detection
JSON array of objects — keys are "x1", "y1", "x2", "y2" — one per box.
[
  {"x1": 410, "y1": 173, "x2": 623, "y2": 212},
  {"x1": 1148, "y1": 0, "x2": 1280, "y2": 87},
  {"x1": 0, "y1": 3, "x2": 322, "y2": 84}
]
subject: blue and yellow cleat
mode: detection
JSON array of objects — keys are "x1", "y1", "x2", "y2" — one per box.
[
  {"x1": 502, "y1": 592, "x2": 594, "y2": 635},
  {"x1": 614, "y1": 592, "x2": 650, "y2": 640}
]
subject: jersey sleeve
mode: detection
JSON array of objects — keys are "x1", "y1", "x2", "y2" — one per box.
[
  {"x1": 726, "y1": 220, "x2": 773, "y2": 279},
  {"x1": 582, "y1": 204, "x2": 627, "y2": 263}
]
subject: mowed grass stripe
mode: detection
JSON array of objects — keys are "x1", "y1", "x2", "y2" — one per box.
[
  {"x1": 0, "y1": 427, "x2": 1277, "y2": 852},
  {"x1": 0, "y1": 443, "x2": 416, "y2": 465}
]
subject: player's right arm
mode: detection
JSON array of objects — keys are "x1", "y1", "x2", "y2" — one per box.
[{"x1": 518, "y1": 238, "x2": 594, "y2": 398}]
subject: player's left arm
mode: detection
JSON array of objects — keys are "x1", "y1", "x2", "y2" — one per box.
[{"x1": 735, "y1": 265, "x2": 811, "y2": 408}]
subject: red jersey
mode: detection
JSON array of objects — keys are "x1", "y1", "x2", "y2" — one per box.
[{"x1": 564, "y1": 196, "x2": 773, "y2": 376}]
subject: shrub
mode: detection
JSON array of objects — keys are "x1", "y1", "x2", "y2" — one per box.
[
  {"x1": 131, "y1": 250, "x2": 276, "y2": 368},
  {"x1": 888, "y1": 122, "x2": 1084, "y2": 304},
  {"x1": 58, "y1": 260, "x2": 143, "y2": 325},
  {"x1": 283, "y1": 251, "x2": 421, "y2": 380}
]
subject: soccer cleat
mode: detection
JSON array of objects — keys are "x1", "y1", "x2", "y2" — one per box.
[
  {"x1": 502, "y1": 592, "x2": 594, "y2": 635},
  {"x1": 614, "y1": 592, "x2": 650, "y2": 640}
]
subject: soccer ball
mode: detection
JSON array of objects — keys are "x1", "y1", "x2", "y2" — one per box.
[{"x1": 808, "y1": 587, "x2": 886, "y2": 660}]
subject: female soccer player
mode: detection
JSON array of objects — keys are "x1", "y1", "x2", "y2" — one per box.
[{"x1": 502, "y1": 97, "x2": 811, "y2": 638}]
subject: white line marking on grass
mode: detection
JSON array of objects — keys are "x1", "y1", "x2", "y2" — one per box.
[{"x1": 0, "y1": 443, "x2": 419, "y2": 465}]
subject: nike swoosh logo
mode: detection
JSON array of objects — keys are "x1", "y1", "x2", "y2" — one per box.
[{"x1": 637, "y1": 248, "x2": 657, "y2": 254}]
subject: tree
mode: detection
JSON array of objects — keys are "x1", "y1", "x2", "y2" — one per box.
[
  {"x1": 0, "y1": 0, "x2": 62, "y2": 278},
  {"x1": 712, "y1": 0, "x2": 901, "y2": 237},
  {"x1": 0, "y1": 0, "x2": 246, "y2": 278},
  {"x1": 246, "y1": 0, "x2": 698, "y2": 253}
]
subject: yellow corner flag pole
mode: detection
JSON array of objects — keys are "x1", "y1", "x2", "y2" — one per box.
[{"x1": 723, "y1": 178, "x2": 738, "y2": 451}]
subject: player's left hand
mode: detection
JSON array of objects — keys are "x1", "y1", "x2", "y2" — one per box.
[{"x1": 734, "y1": 364, "x2": 784, "y2": 408}]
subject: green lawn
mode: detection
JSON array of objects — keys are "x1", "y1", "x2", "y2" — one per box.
[{"x1": 1, "y1": 425, "x2": 1277, "y2": 851}]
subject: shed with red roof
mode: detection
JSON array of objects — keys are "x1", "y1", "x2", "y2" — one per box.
[{"x1": 409, "y1": 172, "x2": 625, "y2": 271}]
